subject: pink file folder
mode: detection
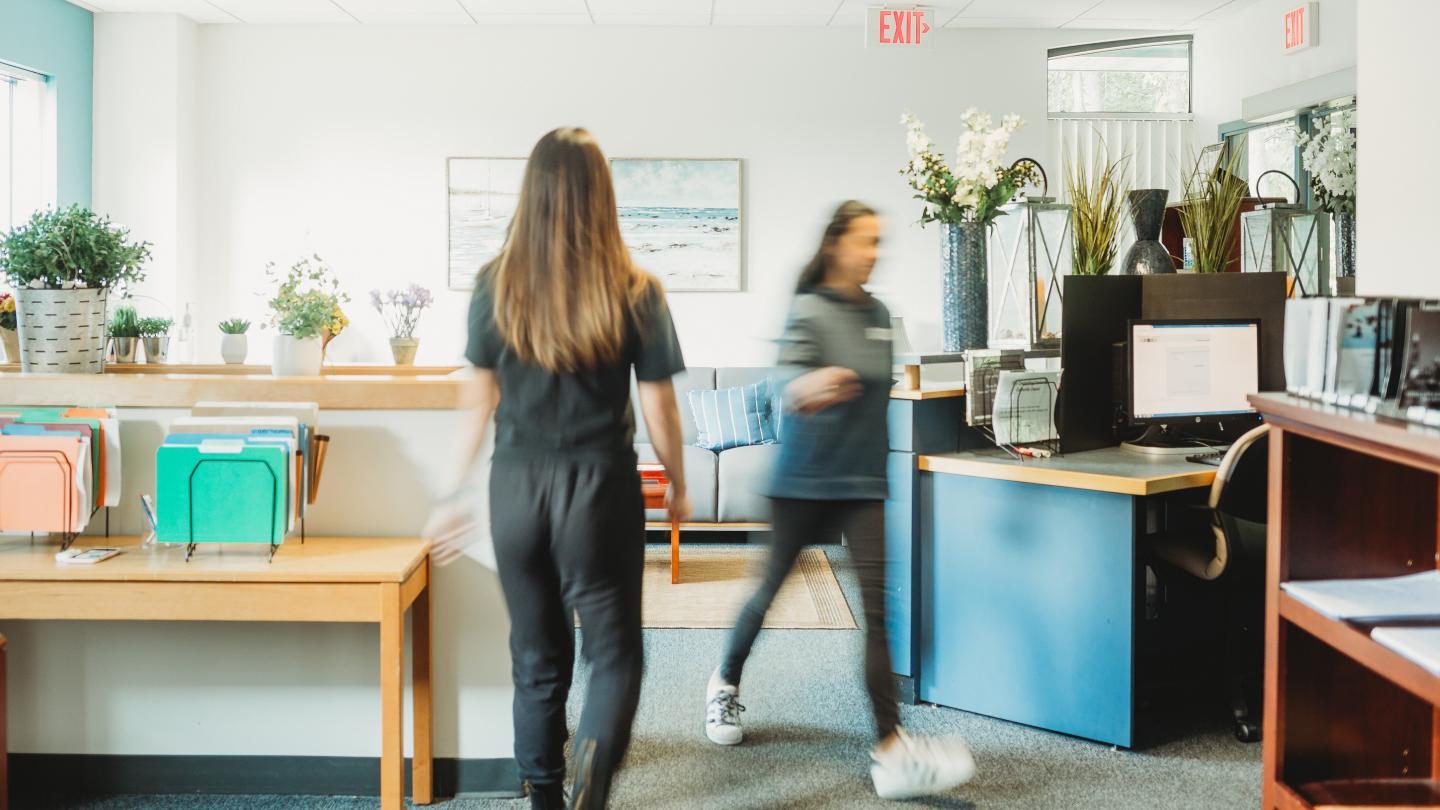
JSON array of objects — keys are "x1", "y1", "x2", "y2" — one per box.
[{"x1": 0, "y1": 434, "x2": 88, "y2": 533}]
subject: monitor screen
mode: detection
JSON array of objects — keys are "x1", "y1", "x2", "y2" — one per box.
[{"x1": 1129, "y1": 320, "x2": 1260, "y2": 422}]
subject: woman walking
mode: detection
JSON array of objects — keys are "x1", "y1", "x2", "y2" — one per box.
[
  {"x1": 427, "y1": 127, "x2": 690, "y2": 809},
  {"x1": 704, "y1": 201, "x2": 975, "y2": 801}
]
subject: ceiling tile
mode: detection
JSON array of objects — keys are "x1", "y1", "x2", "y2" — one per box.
[
  {"x1": 714, "y1": 0, "x2": 840, "y2": 13},
  {"x1": 586, "y1": 0, "x2": 709, "y2": 13},
  {"x1": 468, "y1": 12, "x2": 592, "y2": 23},
  {"x1": 712, "y1": 12, "x2": 834, "y2": 26},
  {"x1": 1081, "y1": 0, "x2": 1219, "y2": 21},
  {"x1": 591, "y1": 12, "x2": 711, "y2": 25},
  {"x1": 957, "y1": 0, "x2": 1094, "y2": 17},
  {"x1": 76, "y1": 0, "x2": 239, "y2": 21},
  {"x1": 335, "y1": 0, "x2": 472, "y2": 23},
  {"x1": 947, "y1": 15, "x2": 1069, "y2": 28},
  {"x1": 211, "y1": 0, "x2": 355, "y2": 23},
  {"x1": 458, "y1": 0, "x2": 587, "y2": 13}
]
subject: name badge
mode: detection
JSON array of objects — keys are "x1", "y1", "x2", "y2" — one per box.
[{"x1": 865, "y1": 327, "x2": 893, "y2": 342}]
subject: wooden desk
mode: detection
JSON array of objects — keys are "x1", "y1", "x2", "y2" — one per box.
[
  {"x1": 0, "y1": 536, "x2": 432, "y2": 810},
  {"x1": 916, "y1": 447, "x2": 1215, "y2": 747}
]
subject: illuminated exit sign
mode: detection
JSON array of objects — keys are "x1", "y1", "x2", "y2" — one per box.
[
  {"x1": 867, "y1": 6, "x2": 934, "y2": 49},
  {"x1": 1284, "y1": 3, "x2": 1315, "y2": 53}
]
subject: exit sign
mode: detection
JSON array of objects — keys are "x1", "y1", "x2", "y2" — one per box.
[
  {"x1": 867, "y1": 6, "x2": 934, "y2": 49},
  {"x1": 1284, "y1": 3, "x2": 1315, "y2": 53}
]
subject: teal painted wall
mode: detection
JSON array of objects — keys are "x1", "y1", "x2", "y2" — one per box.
[{"x1": 0, "y1": 0, "x2": 93, "y2": 207}]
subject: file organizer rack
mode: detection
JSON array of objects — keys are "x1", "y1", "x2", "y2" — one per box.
[
  {"x1": 966, "y1": 363, "x2": 1061, "y2": 459},
  {"x1": 0, "y1": 429, "x2": 110, "y2": 550},
  {"x1": 182, "y1": 458, "x2": 281, "y2": 562}
]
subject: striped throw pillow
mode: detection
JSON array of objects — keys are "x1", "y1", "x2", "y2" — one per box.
[{"x1": 688, "y1": 379, "x2": 779, "y2": 451}]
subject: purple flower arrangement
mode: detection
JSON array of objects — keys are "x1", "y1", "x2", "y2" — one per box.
[{"x1": 370, "y1": 284, "x2": 434, "y2": 339}]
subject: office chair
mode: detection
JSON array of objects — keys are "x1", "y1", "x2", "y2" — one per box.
[{"x1": 1148, "y1": 423, "x2": 1269, "y2": 742}]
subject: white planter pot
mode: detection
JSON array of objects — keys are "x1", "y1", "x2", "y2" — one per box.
[
  {"x1": 220, "y1": 333, "x2": 249, "y2": 364},
  {"x1": 15, "y1": 287, "x2": 109, "y2": 373},
  {"x1": 1, "y1": 327, "x2": 18, "y2": 363},
  {"x1": 272, "y1": 334, "x2": 322, "y2": 377}
]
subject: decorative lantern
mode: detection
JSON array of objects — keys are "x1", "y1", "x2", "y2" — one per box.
[
  {"x1": 1240, "y1": 170, "x2": 1330, "y2": 297},
  {"x1": 987, "y1": 196, "x2": 1073, "y2": 351}
]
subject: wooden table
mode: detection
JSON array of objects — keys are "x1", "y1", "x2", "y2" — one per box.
[
  {"x1": 0, "y1": 536, "x2": 432, "y2": 810},
  {"x1": 641, "y1": 480, "x2": 680, "y2": 584}
]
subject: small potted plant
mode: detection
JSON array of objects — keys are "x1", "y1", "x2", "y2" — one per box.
[
  {"x1": 371, "y1": 284, "x2": 433, "y2": 365},
  {"x1": 108, "y1": 305, "x2": 142, "y2": 363},
  {"x1": 0, "y1": 292, "x2": 17, "y2": 363},
  {"x1": 138, "y1": 316, "x2": 174, "y2": 363},
  {"x1": 219, "y1": 318, "x2": 251, "y2": 364},
  {"x1": 0, "y1": 204, "x2": 150, "y2": 373},
  {"x1": 266, "y1": 255, "x2": 348, "y2": 377}
]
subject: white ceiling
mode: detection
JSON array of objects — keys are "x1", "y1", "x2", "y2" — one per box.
[{"x1": 66, "y1": 0, "x2": 1258, "y2": 30}]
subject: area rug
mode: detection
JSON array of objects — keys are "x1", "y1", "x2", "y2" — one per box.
[{"x1": 640, "y1": 546, "x2": 856, "y2": 630}]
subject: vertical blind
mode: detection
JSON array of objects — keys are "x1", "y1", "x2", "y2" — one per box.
[{"x1": 1048, "y1": 116, "x2": 1195, "y2": 266}]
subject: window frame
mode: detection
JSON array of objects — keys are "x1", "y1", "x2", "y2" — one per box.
[
  {"x1": 1218, "y1": 96, "x2": 1356, "y2": 211},
  {"x1": 1047, "y1": 34, "x2": 1195, "y2": 117},
  {"x1": 0, "y1": 60, "x2": 54, "y2": 231}
]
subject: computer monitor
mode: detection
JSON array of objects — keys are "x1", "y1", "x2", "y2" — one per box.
[{"x1": 1128, "y1": 319, "x2": 1261, "y2": 425}]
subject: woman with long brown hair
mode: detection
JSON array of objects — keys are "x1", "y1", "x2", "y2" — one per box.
[
  {"x1": 426, "y1": 127, "x2": 690, "y2": 809},
  {"x1": 704, "y1": 201, "x2": 975, "y2": 801}
]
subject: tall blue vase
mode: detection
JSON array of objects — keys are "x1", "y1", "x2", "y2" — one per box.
[{"x1": 941, "y1": 221, "x2": 988, "y2": 352}]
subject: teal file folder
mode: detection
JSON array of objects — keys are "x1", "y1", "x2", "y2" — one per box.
[{"x1": 155, "y1": 439, "x2": 287, "y2": 544}]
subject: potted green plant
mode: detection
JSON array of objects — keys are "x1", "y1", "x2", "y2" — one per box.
[
  {"x1": 219, "y1": 318, "x2": 251, "y2": 365},
  {"x1": 0, "y1": 292, "x2": 17, "y2": 363},
  {"x1": 371, "y1": 284, "x2": 434, "y2": 365},
  {"x1": 138, "y1": 316, "x2": 173, "y2": 364},
  {"x1": 0, "y1": 204, "x2": 150, "y2": 373},
  {"x1": 266, "y1": 255, "x2": 348, "y2": 377},
  {"x1": 1066, "y1": 147, "x2": 1131, "y2": 276},
  {"x1": 107, "y1": 305, "x2": 143, "y2": 364}
]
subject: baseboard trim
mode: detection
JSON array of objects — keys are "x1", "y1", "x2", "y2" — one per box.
[{"x1": 10, "y1": 754, "x2": 522, "y2": 801}]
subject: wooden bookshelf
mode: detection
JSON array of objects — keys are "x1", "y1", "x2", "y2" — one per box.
[{"x1": 1251, "y1": 393, "x2": 1440, "y2": 810}]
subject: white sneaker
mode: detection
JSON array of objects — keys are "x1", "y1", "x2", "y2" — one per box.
[
  {"x1": 870, "y1": 728, "x2": 976, "y2": 800},
  {"x1": 705, "y1": 668, "x2": 745, "y2": 745}
]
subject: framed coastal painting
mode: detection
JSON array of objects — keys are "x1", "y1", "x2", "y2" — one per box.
[
  {"x1": 610, "y1": 158, "x2": 743, "y2": 292},
  {"x1": 447, "y1": 157, "x2": 526, "y2": 290}
]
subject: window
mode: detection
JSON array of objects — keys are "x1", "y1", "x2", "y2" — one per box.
[
  {"x1": 1047, "y1": 38, "x2": 1196, "y2": 272},
  {"x1": 1048, "y1": 36, "x2": 1192, "y2": 116},
  {"x1": 0, "y1": 62, "x2": 53, "y2": 231}
]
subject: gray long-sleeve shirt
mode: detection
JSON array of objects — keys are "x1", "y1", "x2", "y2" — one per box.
[{"x1": 765, "y1": 286, "x2": 893, "y2": 501}]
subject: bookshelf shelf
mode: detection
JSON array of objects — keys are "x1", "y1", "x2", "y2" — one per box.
[{"x1": 1252, "y1": 393, "x2": 1440, "y2": 810}]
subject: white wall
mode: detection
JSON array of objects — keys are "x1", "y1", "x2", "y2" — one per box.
[
  {"x1": 92, "y1": 14, "x2": 201, "y2": 341},
  {"x1": 1356, "y1": 1, "x2": 1440, "y2": 299},
  {"x1": 1192, "y1": 0, "x2": 1357, "y2": 140},
  {"x1": 99, "y1": 21, "x2": 1142, "y2": 368}
]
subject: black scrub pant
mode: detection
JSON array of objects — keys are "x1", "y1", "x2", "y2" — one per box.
[
  {"x1": 720, "y1": 497, "x2": 900, "y2": 740},
  {"x1": 490, "y1": 458, "x2": 645, "y2": 809}
]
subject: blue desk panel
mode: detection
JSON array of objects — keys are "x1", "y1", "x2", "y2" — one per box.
[
  {"x1": 884, "y1": 451, "x2": 917, "y2": 678},
  {"x1": 919, "y1": 472, "x2": 1138, "y2": 747}
]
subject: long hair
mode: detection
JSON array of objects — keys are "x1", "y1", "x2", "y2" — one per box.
[
  {"x1": 483, "y1": 127, "x2": 652, "y2": 373},
  {"x1": 795, "y1": 200, "x2": 878, "y2": 293}
]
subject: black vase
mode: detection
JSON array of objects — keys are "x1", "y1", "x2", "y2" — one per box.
[{"x1": 1120, "y1": 189, "x2": 1175, "y2": 275}]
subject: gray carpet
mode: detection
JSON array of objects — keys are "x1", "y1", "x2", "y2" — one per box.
[{"x1": 45, "y1": 546, "x2": 1261, "y2": 809}]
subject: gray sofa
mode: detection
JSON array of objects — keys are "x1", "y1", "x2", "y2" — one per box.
[{"x1": 633, "y1": 367, "x2": 778, "y2": 526}]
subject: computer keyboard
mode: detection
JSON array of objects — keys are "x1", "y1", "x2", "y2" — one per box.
[{"x1": 1185, "y1": 451, "x2": 1226, "y2": 466}]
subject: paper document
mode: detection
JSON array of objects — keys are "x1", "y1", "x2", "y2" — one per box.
[
  {"x1": 1371, "y1": 626, "x2": 1440, "y2": 675},
  {"x1": 992, "y1": 370, "x2": 1061, "y2": 446},
  {"x1": 1282, "y1": 570, "x2": 1440, "y2": 622},
  {"x1": 963, "y1": 349, "x2": 1025, "y2": 426}
]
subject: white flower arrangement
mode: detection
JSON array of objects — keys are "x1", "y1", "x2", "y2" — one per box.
[
  {"x1": 900, "y1": 109, "x2": 1035, "y2": 226},
  {"x1": 1296, "y1": 110, "x2": 1356, "y2": 216}
]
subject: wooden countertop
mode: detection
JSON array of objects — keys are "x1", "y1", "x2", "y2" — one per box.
[
  {"x1": 890, "y1": 385, "x2": 966, "y2": 401},
  {"x1": 0, "y1": 535, "x2": 429, "y2": 583},
  {"x1": 0, "y1": 362, "x2": 464, "y2": 376},
  {"x1": 920, "y1": 446, "x2": 1216, "y2": 496},
  {"x1": 0, "y1": 370, "x2": 467, "y2": 410}
]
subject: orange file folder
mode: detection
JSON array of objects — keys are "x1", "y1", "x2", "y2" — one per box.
[{"x1": 0, "y1": 435, "x2": 88, "y2": 533}]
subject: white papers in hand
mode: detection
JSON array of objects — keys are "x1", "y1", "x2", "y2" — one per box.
[{"x1": 1282, "y1": 570, "x2": 1440, "y2": 622}]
